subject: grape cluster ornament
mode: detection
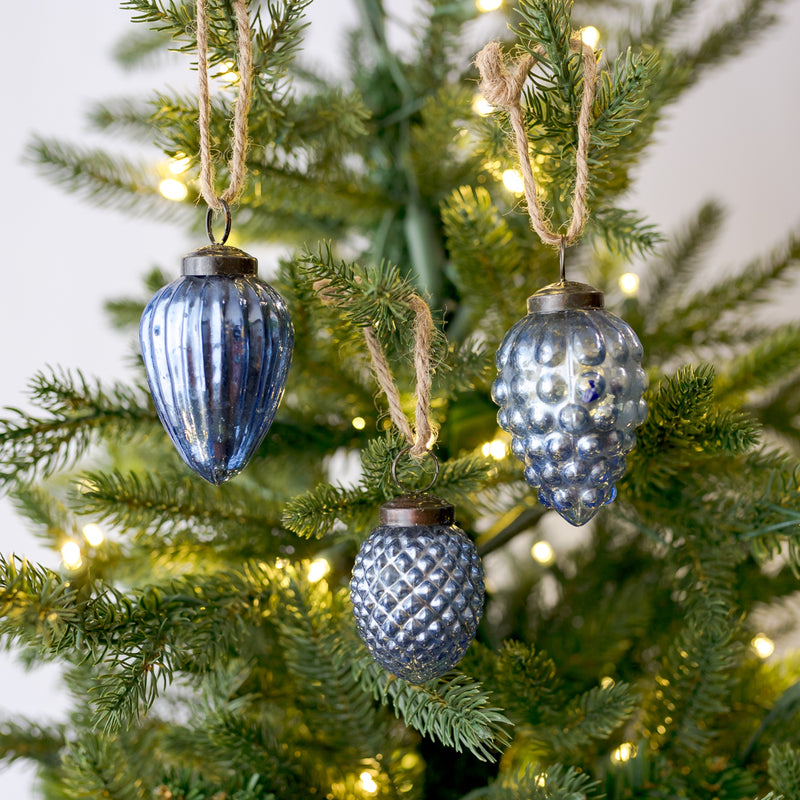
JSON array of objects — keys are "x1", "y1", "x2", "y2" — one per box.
[
  {"x1": 139, "y1": 0, "x2": 293, "y2": 484},
  {"x1": 350, "y1": 452, "x2": 484, "y2": 683},
  {"x1": 477, "y1": 40, "x2": 648, "y2": 525},
  {"x1": 491, "y1": 247, "x2": 648, "y2": 525}
]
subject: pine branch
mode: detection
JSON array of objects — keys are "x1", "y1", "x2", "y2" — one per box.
[
  {"x1": 0, "y1": 718, "x2": 66, "y2": 768},
  {"x1": 353, "y1": 655, "x2": 513, "y2": 762},
  {"x1": 0, "y1": 369, "x2": 157, "y2": 490},
  {"x1": 60, "y1": 735, "x2": 149, "y2": 800},
  {"x1": 768, "y1": 743, "x2": 800, "y2": 800},
  {"x1": 71, "y1": 469, "x2": 284, "y2": 541},
  {"x1": 25, "y1": 136, "x2": 190, "y2": 218}
]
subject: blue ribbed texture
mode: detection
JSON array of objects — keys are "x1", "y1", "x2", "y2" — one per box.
[
  {"x1": 492, "y1": 308, "x2": 647, "y2": 526},
  {"x1": 139, "y1": 275, "x2": 293, "y2": 484}
]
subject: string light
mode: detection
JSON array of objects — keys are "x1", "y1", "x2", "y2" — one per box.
[
  {"x1": 159, "y1": 178, "x2": 188, "y2": 201},
  {"x1": 82, "y1": 523, "x2": 105, "y2": 547},
  {"x1": 476, "y1": 0, "x2": 502, "y2": 10},
  {"x1": 219, "y1": 60, "x2": 239, "y2": 83},
  {"x1": 600, "y1": 676, "x2": 615, "y2": 689},
  {"x1": 531, "y1": 540, "x2": 554, "y2": 565},
  {"x1": 168, "y1": 154, "x2": 191, "y2": 174},
  {"x1": 619, "y1": 272, "x2": 640, "y2": 295},
  {"x1": 61, "y1": 541, "x2": 83, "y2": 570},
  {"x1": 611, "y1": 742, "x2": 637, "y2": 763},
  {"x1": 502, "y1": 169, "x2": 525, "y2": 195},
  {"x1": 359, "y1": 772, "x2": 378, "y2": 795},
  {"x1": 307, "y1": 558, "x2": 331, "y2": 583},
  {"x1": 535, "y1": 773, "x2": 547, "y2": 788},
  {"x1": 481, "y1": 439, "x2": 507, "y2": 459},
  {"x1": 352, "y1": 416, "x2": 367, "y2": 430},
  {"x1": 581, "y1": 26, "x2": 600, "y2": 49},
  {"x1": 472, "y1": 95, "x2": 494, "y2": 116},
  {"x1": 751, "y1": 633, "x2": 775, "y2": 659}
]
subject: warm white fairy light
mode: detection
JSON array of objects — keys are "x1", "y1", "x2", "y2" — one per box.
[
  {"x1": 600, "y1": 676, "x2": 615, "y2": 689},
  {"x1": 535, "y1": 773, "x2": 547, "y2": 788},
  {"x1": 359, "y1": 772, "x2": 378, "y2": 795},
  {"x1": 481, "y1": 439, "x2": 507, "y2": 460},
  {"x1": 472, "y1": 94, "x2": 494, "y2": 116},
  {"x1": 159, "y1": 178, "x2": 188, "y2": 201},
  {"x1": 308, "y1": 558, "x2": 331, "y2": 583},
  {"x1": 531, "y1": 540, "x2": 555, "y2": 565},
  {"x1": 619, "y1": 272, "x2": 640, "y2": 295},
  {"x1": 581, "y1": 26, "x2": 600, "y2": 49},
  {"x1": 220, "y1": 60, "x2": 239, "y2": 83},
  {"x1": 611, "y1": 742, "x2": 637, "y2": 763},
  {"x1": 751, "y1": 633, "x2": 775, "y2": 659},
  {"x1": 168, "y1": 154, "x2": 191, "y2": 174},
  {"x1": 352, "y1": 416, "x2": 367, "y2": 430},
  {"x1": 82, "y1": 523, "x2": 105, "y2": 547},
  {"x1": 476, "y1": 0, "x2": 502, "y2": 10},
  {"x1": 61, "y1": 541, "x2": 83, "y2": 570},
  {"x1": 502, "y1": 169, "x2": 525, "y2": 195}
]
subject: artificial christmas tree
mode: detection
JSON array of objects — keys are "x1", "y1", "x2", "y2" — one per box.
[{"x1": 1, "y1": 1, "x2": 800, "y2": 798}]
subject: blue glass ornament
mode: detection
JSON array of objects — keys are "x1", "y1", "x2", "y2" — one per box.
[
  {"x1": 350, "y1": 493, "x2": 485, "y2": 683},
  {"x1": 139, "y1": 241, "x2": 293, "y2": 485},
  {"x1": 492, "y1": 281, "x2": 648, "y2": 526}
]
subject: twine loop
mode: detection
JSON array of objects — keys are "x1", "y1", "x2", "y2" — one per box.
[
  {"x1": 476, "y1": 38, "x2": 598, "y2": 249},
  {"x1": 196, "y1": 0, "x2": 253, "y2": 212},
  {"x1": 314, "y1": 281, "x2": 436, "y2": 458}
]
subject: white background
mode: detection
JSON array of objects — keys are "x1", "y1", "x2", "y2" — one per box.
[{"x1": 0, "y1": 0, "x2": 798, "y2": 795}]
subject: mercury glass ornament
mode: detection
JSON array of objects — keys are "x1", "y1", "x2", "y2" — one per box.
[
  {"x1": 139, "y1": 235, "x2": 293, "y2": 485},
  {"x1": 350, "y1": 494, "x2": 485, "y2": 683},
  {"x1": 492, "y1": 281, "x2": 648, "y2": 526}
]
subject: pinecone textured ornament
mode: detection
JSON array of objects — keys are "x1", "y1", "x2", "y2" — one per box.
[
  {"x1": 350, "y1": 493, "x2": 485, "y2": 683},
  {"x1": 492, "y1": 281, "x2": 648, "y2": 526},
  {"x1": 139, "y1": 222, "x2": 293, "y2": 485}
]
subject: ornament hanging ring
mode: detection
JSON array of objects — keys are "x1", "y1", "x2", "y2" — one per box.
[
  {"x1": 391, "y1": 446, "x2": 440, "y2": 494},
  {"x1": 206, "y1": 199, "x2": 232, "y2": 245},
  {"x1": 559, "y1": 237, "x2": 567, "y2": 283}
]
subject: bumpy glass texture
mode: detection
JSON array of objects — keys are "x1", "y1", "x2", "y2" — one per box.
[
  {"x1": 139, "y1": 275, "x2": 294, "y2": 484},
  {"x1": 350, "y1": 523, "x2": 485, "y2": 683},
  {"x1": 492, "y1": 308, "x2": 648, "y2": 526}
]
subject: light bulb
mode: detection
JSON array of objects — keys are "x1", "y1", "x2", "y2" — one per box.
[
  {"x1": 531, "y1": 540, "x2": 554, "y2": 565},
  {"x1": 476, "y1": 0, "x2": 502, "y2": 10},
  {"x1": 751, "y1": 633, "x2": 774, "y2": 659},
  {"x1": 359, "y1": 772, "x2": 378, "y2": 795},
  {"x1": 481, "y1": 439, "x2": 507, "y2": 459},
  {"x1": 611, "y1": 742, "x2": 637, "y2": 763},
  {"x1": 61, "y1": 541, "x2": 82, "y2": 570},
  {"x1": 581, "y1": 26, "x2": 600, "y2": 49},
  {"x1": 168, "y1": 155, "x2": 191, "y2": 174},
  {"x1": 502, "y1": 169, "x2": 525, "y2": 195},
  {"x1": 619, "y1": 272, "x2": 640, "y2": 295},
  {"x1": 472, "y1": 95, "x2": 494, "y2": 116},
  {"x1": 352, "y1": 416, "x2": 366, "y2": 430},
  {"x1": 82, "y1": 523, "x2": 104, "y2": 546},
  {"x1": 308, "y1": 558, "x2": 331, "y2": 583},
  {"x1": 159, "y1": 179, "x2": 188, "y2": 201}
]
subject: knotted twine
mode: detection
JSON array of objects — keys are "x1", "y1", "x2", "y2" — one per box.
[
  {"x1": 196, "y1": 0, "x2": 253, "y2": 211},
  {"x1": 475, "y1": 39, "x2": 598, "y2": 247},
  {"x1": 315, "y1": 282, "x2": 436, "y2": 458}
]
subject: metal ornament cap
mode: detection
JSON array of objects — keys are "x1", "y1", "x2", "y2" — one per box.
[
  {"x1": 139, "y1": 246, "x2": 294, "y2": 485},
  {"x1": 379, "y1": 493, "x2": 455, "y2": 527},
  {"x1": 350, "y1": 501, "x2": 485, "y2": 684},
  {"x1": 527, "y1": 280, "x2": 605, "y2": 314},
  {"x1": 182, "y1": 243, "x2": 258, "y2": 277}
]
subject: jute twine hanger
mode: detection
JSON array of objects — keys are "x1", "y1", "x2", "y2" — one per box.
[
  {"x1": 476, "y1": 39, "x2": 598, "y2": 251},
  {"x1": 196, "y1": 0, "x2": 253, "y2": 212},
  {"x1": 315, "y1": 282, "x2": 436, "y2": 459}
]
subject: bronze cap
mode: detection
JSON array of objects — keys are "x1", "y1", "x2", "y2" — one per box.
[
  {"x1": 182, "y1": 244, "x2": 258, "y2": 277},
  {"x1": 379, "y1": 493, "x2": 455, "y2": 527},
  {"x1": 527, "y1": 280, "x2": 605, "y2": 314}
]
